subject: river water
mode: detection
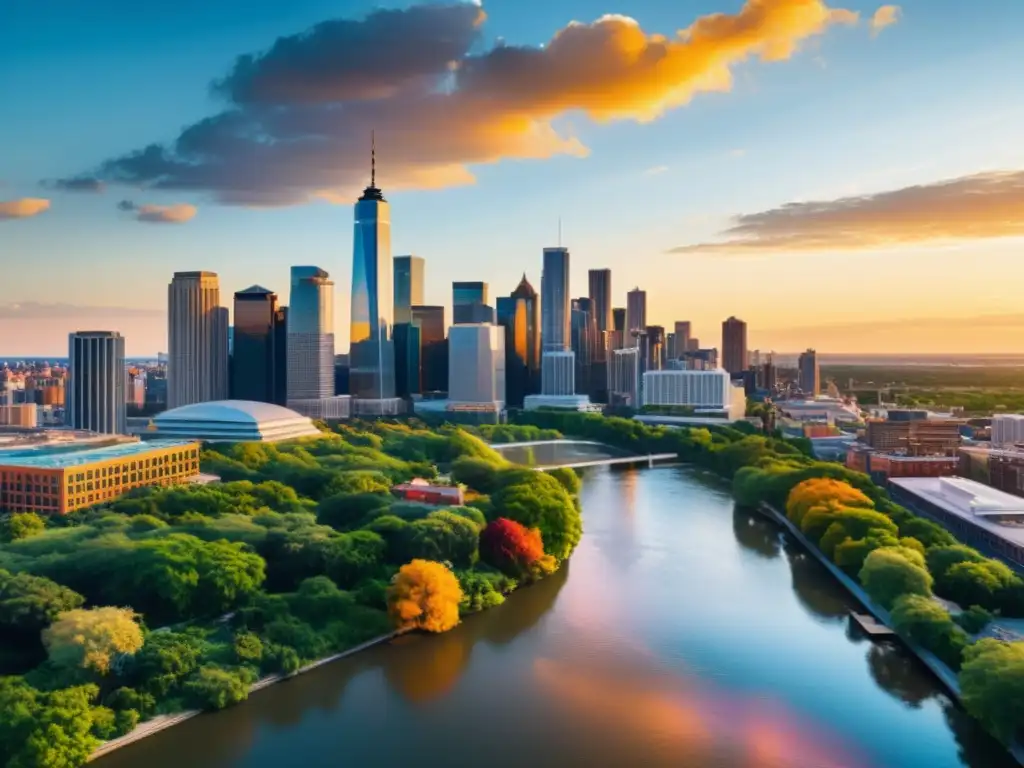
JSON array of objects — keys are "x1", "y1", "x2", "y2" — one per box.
[{"x1": 99, "y1": 459, "x2": 1014, "y2": 768}]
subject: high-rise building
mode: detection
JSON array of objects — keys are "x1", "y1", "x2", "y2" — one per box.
[
  {"x1": 167, "y1": 271, "x2": 229, "y2": 409},
  {"x1": 393, "y1": 322, "x2": 422, "y2": 397},
  {"x1": 448, "y1": 324, "x2": 505, "y2": 408},
  {"x1": 626, "y1": 288, "x2": 647, "y2": 339},
  {"x1": 610, "y1": 347, "x2": 641, "y2": 409},
  {"x1": 68, "y1": 331, "x2": 126, "y2": 434},
  {"x1": 672, "y1": 321, "x2": 692, "y2": 359},
  {"x1": 721, "y1": 316, "x2": 748, "y2": 375},
  {"x1": 588, "y1": 269, "x2": 613, "y2": 334},
  {"x1": 642, "y1": 325, "x2": 665, "y2": 373},
  {"x1": 232, "y1": 286, "x2": 287, "y2": 405},
  {"x1": 350, "y1": 140, "x2": 398, "y2": 410},
  {"x1": 798, "y1": 348, "x2": 820, "y2": 396},
  {"x1": 393, "y1": 255, "x2": 425, "y2": 326},
  {"x1": 641, "y1": 369, "x2": 746, "y2": 419},
  {"x1": 452, "y1": 282, "x2": 494, "y2": 324},
  {"x1": 572, "y1": 298, "x2": 600, "y2": 398},
  {"x1": 540, "y1": 247, "x2": 575, "y2": 396},
  {"x1": 608, "y1": 307, "x2": 627, "y2": 351},
  {"x1": 288, "y1": 267, "x2": 334, "y2": 401},
  {"x1": 496, "y1": 274, "x2": 541, "y2": 407},
  {"x1": 412, "y1": 305, "x2": 447, "y2": 394}
]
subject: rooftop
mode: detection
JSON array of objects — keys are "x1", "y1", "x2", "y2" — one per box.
[
  {"x1": 0, "y1": 439, "x2": 195, "y2": 470},
  {"x1": 890, "y1": 476, "x2": 1024, "y2": 547},
  {"x1": 154, "y1": 400, "x2": 309, "y2": 425}
]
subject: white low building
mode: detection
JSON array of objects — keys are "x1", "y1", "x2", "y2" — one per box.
[
  {"x1": 641, "y1": 368, "x2": 746, "y2": 420},
  {"x1": 144, "y1": 400, "x2": 323, "y2": 443}
]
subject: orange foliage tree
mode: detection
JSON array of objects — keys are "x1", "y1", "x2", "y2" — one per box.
[
  {"x1": 479, "y1": 518, "x2": 546, "y2": 577},
  {"x1": 785, "y1": 478, "x2": 873, "y2": 526},
  {"x1": 388, "y1": 559, "x2": 463, "y2": 633}
]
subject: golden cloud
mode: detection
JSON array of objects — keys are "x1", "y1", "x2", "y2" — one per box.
[
  {"x1": 68, "y1": 0, "x2": 874, "y2": 206},
  {"x1": 870, "y1": 5, "x2": 901, "y2": 35},
  {"x1": 0, "y1": 198, "x2": 51, "y2": 220},
  {"x1": 670, "y1": 170, "x2": 1024, "y2": 254},
  {"x1": 117, "y1": 200, "x2": 197, "y2": 223}
]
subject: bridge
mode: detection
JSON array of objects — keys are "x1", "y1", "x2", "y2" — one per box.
[
  {"x1": 529, "y1": 453, "x2": 677, "y2": 471},
  {"x1": 491, "y1": 439, "x2": 609, "y2": 449}
]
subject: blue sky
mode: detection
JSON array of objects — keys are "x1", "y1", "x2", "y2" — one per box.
[{"x1": 2, "y1": 0, "x2": 1023, "y2": 355}]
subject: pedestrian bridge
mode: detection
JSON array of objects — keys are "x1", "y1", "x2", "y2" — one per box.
[
  {"x1": 490, "y1": 439, "x2": 677, "y2": 470},
  {"x1": 528, "y1": 453, "x2": 678, "y2": 471}
]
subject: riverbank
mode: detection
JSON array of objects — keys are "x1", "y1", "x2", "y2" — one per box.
[
  {"x1": 89, "y1": 631, "x2": 400, "y2": 761},
  {"x1": 757, "y1": 501, "x2": 1024, "y2": 767}
]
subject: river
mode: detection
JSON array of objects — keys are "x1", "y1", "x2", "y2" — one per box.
[{"x1": 98, "y1": 459, "x2": 1014, "y2": 768}]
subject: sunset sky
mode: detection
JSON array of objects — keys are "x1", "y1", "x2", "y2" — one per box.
[{"x1": 2, "y1": 0, "x2": 1022, "y2": 356}]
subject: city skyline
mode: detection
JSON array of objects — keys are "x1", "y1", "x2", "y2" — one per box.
[{"x1": 3, "y1": 0, "x2": 1024, "y2": 355}]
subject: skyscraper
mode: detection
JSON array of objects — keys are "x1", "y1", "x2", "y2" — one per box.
[
  {"x1": 448, "y1": 324, "x2": 505, "y2": 408},
  {"x1": 393, "y1": 322, "x2": 422, "y2": 397},
  {"x1": 626, "y1": 288, "x2": 647, "y2": 339},
  {"x1": 798, "y1": 348, "x2": 820, "y2": 395},
  {"x1": 588, "y1": 269, "x2": 613, "y2": 334},
  {"x1": 572, "y1": 297, "x2": 599, "y2": 397},
  {"x1": 168, "y1": 271, "x2": 229, "y2": 409},
  {"x1": 672, "y1": 321, "x2": 692, "y2": 359},
  {"x1": 610, "y1": 347, "x2": 640, "y2": 409},
  {"x1": 350, "y1": 138, "x2": 397, "y2": 410},
  {"x1": 496, "y1": 274, "x2": 541, "y2": 407},
  {"x1": 722, "y1": 316, "x2": 748, "y2": 375},
  {"x1": 452, "y1": 281, "x2": 493, "y2": 324},
  {"x1": 540, "y1": 247, "x2": 574, "y2": 396},
  {"x1": 287, "y1": 266, "x2": 335, "y2": 400},
  {"x1": 609, "y1": 307, "x2": 627, "y2": 351},
  {"x1": 412, "y1": 305, "x2": 447, "y2": 394},
  {"x1": 232, "y1": 286, "x2": 287, "y2": 405},
  {"x1": 393, "y1": 255, "x2": 424, "y2": 325},
  {"x1": 68, "y1": 331, "x2": 126, "y2": 434},
  {"x1": 643, "y1": 325, "x2": 665, "y2": 373}
]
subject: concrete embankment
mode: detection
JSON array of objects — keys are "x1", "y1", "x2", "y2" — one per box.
[{"x1": 89, "y1": 631, "x2": 400, "y2": 762}]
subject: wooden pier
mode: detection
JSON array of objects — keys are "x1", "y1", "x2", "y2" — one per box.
[{"x1": 849, "y1": 611, "x2": 895, "y2": 638}]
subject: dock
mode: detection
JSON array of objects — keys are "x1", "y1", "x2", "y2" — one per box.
[{"x1": 849, "y1": 611, "x2": 895, "y2": 638}]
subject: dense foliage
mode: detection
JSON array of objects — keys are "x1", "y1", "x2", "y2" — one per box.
[{"x1": 388, "y1": 560, "x2": 463, "y2": 633}]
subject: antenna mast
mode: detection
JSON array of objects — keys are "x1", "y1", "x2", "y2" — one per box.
[{"x1": 371, "y1": 130, "x2": 376, "y2": 187}]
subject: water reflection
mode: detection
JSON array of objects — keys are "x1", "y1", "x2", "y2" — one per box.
[
  {"x1": 732, "y1": 507, "x2": 782, "y2": 560},
  {"x1": 785, "y1": 543, "x2": 851, "y2": 621},
  {"x1": 865, "y1": 642, "x2": 936, "y2": 709}
]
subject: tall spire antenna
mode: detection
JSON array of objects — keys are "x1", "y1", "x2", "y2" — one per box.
[{"x1": 371, "y1": 130, "x2": 376, "y2": 188}]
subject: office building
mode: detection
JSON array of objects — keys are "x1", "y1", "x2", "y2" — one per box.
[
  {"x1": 232, "y1": 286, "x2": 287, "y2": 406},
  {"x1": 496, "y1": 274, "x2": 541, "y2": 407},
  {"x1": 394, "y1": 322, "x2": 422, "y2": 398},
  {"x1": 167, "y1": 272, "x2": 229, "y2": 408},
  {"x1": 992, "y1": 414, "x2": 1024, "y2": 448},
  {"x1": 588, "y1": 269, "x2": 613, "y2": 334},
  {"x1": 412, "y1": 305, "x2": 447, "y2": 394},
  {"x1": 350, "y1": 141, "x2": 399, "y2": 413},
  {"x1": 540, "y1": 351, "x2": 576, "y2": 397},
  {"x1": 641, "y1": 369, "x2": 746, "y2": 419},
  {"x1": 393, "y1": 255, "x2": 424, "y2": 325},
  {"x1": 539, "y1": 246, "x2": 577, "y2": 398},
  {"x1": 610, "y1": 347, "x2": 641, "y2": 409},
  {"x1": 127, "y1": 371, "x2": 146, "y2": 409},
  {"x1": 0, "y1": 440, "x2": 199, "y2": 515},
  {"x1": 798, "y1": 348, "x2": 820, "y2": 396},
  {"x1": 643, "y1": 325, "x2": 665, "y2": 373},
  {"x1": 865, "y1": 418, "x2": 963, "y2": 456},
  {"x1": 68, "y1": 331, "x2": 126, "y2": 435},
  {"x1": 287, "y1": 266, "x2": 345, "y2": 418},
  {"x1": 721, "y1": 316, "x2": 748, "y2": 375},
  {"x1": 672, "y1": 322, "x2": 692, "y2": 359},
  {"x1": 608, "y1": 307, "x2": 627, "y2": 351},
  {"x1": 0, "y1": 404, "x2": 37, "y2": 428},
  {"x1": 626, "y1": 288, "x2": 647, "y2": 338},
  {"x1": 448, "y1": 324, "x2": 505, "y2": 410},
  {"x1": 453, "y1": 281, "x2": 494, "y2": 325},
  {"x1": 571, "y1": 298, "x2": 599, "y2": 397}
]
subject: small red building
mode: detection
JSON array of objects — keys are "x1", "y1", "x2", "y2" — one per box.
[{"x1": 392, "y1": 478, "x2": 464, "y2": 506}]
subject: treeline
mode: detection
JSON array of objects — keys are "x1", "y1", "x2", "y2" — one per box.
[
  {"x1": 0, "y1": 420, "x2": 582, "y2": 767},
  {"x1": 512, "y1": 410, "x2": 1024, "y2": 747}
]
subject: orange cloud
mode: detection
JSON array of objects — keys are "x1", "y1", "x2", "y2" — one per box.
[
  {"x1": 69, "y1": 0, "x2": 868, "y2": 206},
  {"x1": 117, "y1": 199, "x2": 197, "y2": 223},
  {"x1": 670, "y1": 170, "x2": 1024, "y2": 255},
  {"x1": 0, "y1": 198, "x2": 50, "y2": 220},
  {"x1": 870, "y1": 5, "x2": 901, "y2": 35}
]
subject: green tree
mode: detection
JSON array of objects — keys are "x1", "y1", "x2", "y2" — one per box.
[
  {"x1": 450, "y1": 455, "x2": 504, "y2": 494},
  {"x1": 406, "y1": 511, "x2": 480, "y2": 568},
  {"x1": 490, "y1": 471, "x2": 582, "y2": 561},
  {"x1": 43, "y1": 607, "x2": 144, "y2": 675},
  {"x1": 0, "y1": 678, "x2": 101, "y2": 768},
  {"x1": 890, "y1": 594, "x2": 969, "y2": 669},
  {"x1": 959, "y1": 639, "x2": 1024, "y2": 745},
  {"x1": 184, "y1": 665, "x2": 250, "y2": 710},
  {"x1": 317, "y1": 492, "x2": 392, "y2": 531},
  {"x1": 233, "y1": 632, "x2": 263, "y2": 663},
  {"x1": 0, "y1": 568, "x2": 85, "y2": 635},
  {"x1": 1, "y1": 512, "x2": 46, "y2": 542},
  {"x1": 859, "y1": 547, "x2": 933, "y2": 610}
]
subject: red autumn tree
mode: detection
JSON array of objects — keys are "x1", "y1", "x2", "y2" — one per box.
[{"x1": 479, "y1": 518, "x2": 546, "y2": 577}]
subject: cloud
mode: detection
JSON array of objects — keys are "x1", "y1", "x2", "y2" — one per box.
[
  {"x1": 870, "y1": 5, "x2": 900, "y2": 35},
  {"x1": 65, "y1": 0, "x2": 866, "y2": 207},
  {"x1": 670, "y1": 170, "x2": 1024, "y2": 254},
  {"x1": 0, "y1": 198, "x2": 50, "y2": 220},
  {"x1": 117, "y1": 199, "x2": 197, "y2": 223},
  {"x1": 644, "y1": 165, "x2": 669, "y2": 176},
  {"x1": 0, "y1": 303, "x2": 162, "y2": 319},
  {"x1": 42, "y1": 177, "x2": 106, "y2": 193}
]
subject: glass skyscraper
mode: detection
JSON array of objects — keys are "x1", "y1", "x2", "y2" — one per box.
[
  {"x1": 68, "y1": 331, "x2": 126, "y2": 434},
  {"x1": 453, "y1": 281, "x2": 494, "y2": 324},
  {"x1": 350, "y1": 152, "x2": 396, "y2": 401},
  {"x1": 393, "y1": 255, "x2": 424, "y2": 326},
  {"x1": 496, "y1": 274, "x2": 541, "y2": 407},
  {"x1": 232, "y1": 286, "x2": 287, "y2": 405},
  {"x1": 541, "y1": 248, "x2": 570, "y2": 351},
  {"x1": 287, "y1": 266, "x2": 335, "y2": 400}
]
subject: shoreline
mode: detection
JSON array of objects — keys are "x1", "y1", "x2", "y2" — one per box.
[{"x1": 88, "y1": 630, "x2": 401, "y2": 762}]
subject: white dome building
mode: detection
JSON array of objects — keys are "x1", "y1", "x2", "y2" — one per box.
[{"x1": 145, "y1": 400, "x2": 323, "y2": 443}]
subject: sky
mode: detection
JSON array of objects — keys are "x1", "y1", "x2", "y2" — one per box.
[{"x1": 2, "y1": 0, "x2": 1023, "y2": 357}]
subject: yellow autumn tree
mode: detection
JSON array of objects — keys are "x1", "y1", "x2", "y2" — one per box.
[
  {"x1": 43, "y1": 606, "x2": 144, "y2": 674},
  {"x1": 786, "y1": 478, "x2": 873, "y2": 527},
  {"x1": 388, "y1": 559, "x2": 463, "y2": 633}
]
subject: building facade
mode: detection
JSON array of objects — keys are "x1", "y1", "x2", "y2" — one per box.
[
  {"x1": 412, "y1": 305, "x2": 447, "y2": 394},
  {"x1": 350, "y1": 158, "x2": 397, "y2": 404},
  {"x1": 541, "y1": 248, "x2": 570, "y2": 351},
  {"x1": 721, "y1": 316, "x2": 748, "y2": 375},
  {"x1": 798, "y1": 348, "x2": 820, "y2": 396},
  {"x1": 626, "y1": 288, "x2": 647, "y2": 339},
  {"x1": 448, "y1": 324, "x2": 505, "y2": 409},
  {"x1": 452, "y1": 282, "x2": 492, "y2": 325},
  {"x1": 68, "y1": 331, "x2": 126, "y2": 435},
  {"x1": 641, "y1": 369, "x2": 737, "y2": 412},
  {"x1": 232, "y1": 286, "x2": 287, "y2": 406},
  {"x1": 167, "y1": 271, "x2": 229, "y2": 409},
  {"x1": 541, "y1": 351, "x2": 576, "y2": 397},
  {"x1": 287, "y1": 266, "x2": 335, "y2": 401},
  {"x1": 609, "y1": 347, "x2": 641, "y2": 408},
  {"x1": 992, "y1": 414, "x2": 1024, "y2": 448},
  {"x1": 393, "y1": 322, "x2": 422, "y2": 398},
  {"x1": 496, "y1": 274, "x2": 541, "y2": 407},
  {"x1": 393, "y1": 255, "x2": 424, "y2": 325},
  {"x1": 587, "y1": 268, "x2": 613, "y2": 334}
]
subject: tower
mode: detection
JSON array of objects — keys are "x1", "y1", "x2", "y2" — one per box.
[
  {"x1": 68, "y1": 331, "x2": 126, "y2": 434},
  {"x1": 167, "y1": 271, "x2": 229, "y2": 408}
]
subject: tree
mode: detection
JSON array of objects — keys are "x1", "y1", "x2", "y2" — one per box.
[
  {"x1": 479, "y1": 518, "x2": 545, "y2": 577},
  {"x1": 785, "y1": 478, "x2": 874, "y2": 527},
  {"x1": 406, "y1": 511, "x2": 480, "y2": 568},
  {"x1": 490, "y1": 471, "x2": 582, "y2": 560},
  {"x1": 859, "y1": 547, "x2": 933, "y2": 610},
  {"x1": 0, "y1": 568, "x2": 85, "y2": 635},
  {"x1": 544, "y1": 467, "x2": 581, "y2": 496},
  {"x1": 959, "y1": 639, "x2": 1024, "y2": 745},
  {"x1": 0, "y1": 512, "x2": 46, "y2": 542},
  {"x1": 450, "y1": 455, "x2": 504, "y2": 494},
  {"x1": 317, "y1": 492, "x2": 391, "y2": 531},
  {"x1": 325, "y1": 530, "x2": 387, "y2": 587},
  {"x1": 184, "y1": 665, "x2": 250, "y2": 710},
  {"x1": 0, "y1": 677, "x2": 100, "y2": 768},
  {"x1": 388, "y1": 559, "x2": 463, "y2": 633},
  {"x1": 233, "y1": 632, "x2": 263, "y2": 663},
  {"x1": 814, "y1": 507, "x2": 899, "y2": 557},
  {"x1": 43, "y1": 607, "x2": 144, "y2": 675},
  {"x1": 126, "y1": 630, "x2": 203, "y2": 698},
  {"x1": 890, "y1": 594, "x2": 969, "y2": 669}
]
